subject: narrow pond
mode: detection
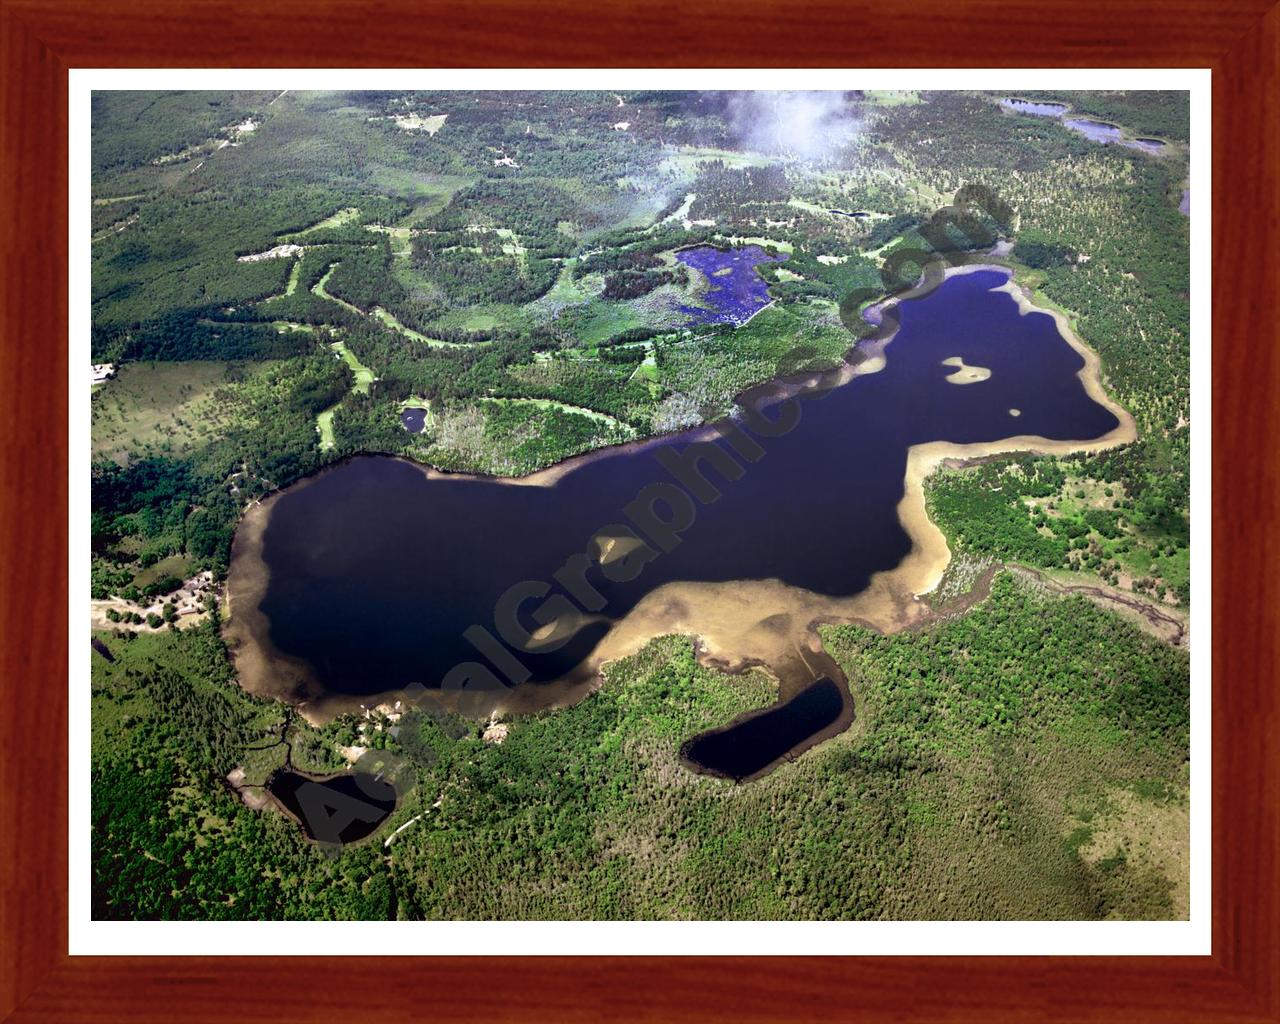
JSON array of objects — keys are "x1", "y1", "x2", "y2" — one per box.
[
  {"x1": 228, "y1": 268, "x2": 1122, "y2": 780},
  {"x1": 267, "y1": 770, "x2": 398, "y2": 844},
  {"x1": 1003, "y1": 99, "x2": 1169, "y2": 154},
  {"x1": 1000, "y1": 98, "x2": 1068, "y2": 117},
  {"x1": 682, "y1": 677, "x2": 847, "y2": 781}
]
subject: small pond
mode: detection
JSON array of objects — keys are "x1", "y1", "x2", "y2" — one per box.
[
  {"x1": 400, "y1": 407, "x2": 427, "y2": 433},
  {"x1": 682, "y1": 677, "x2": 847, "y2": 782},
  {"x1": 1001, "y1": 98, "x2": 1069, "y2": 117},
  {"x1": 1064, "y1": 118, "x2": 1125, "y2": 144},
  {"x1": 1122, "y1": 138, "x2": 1167, "y2": 155},
  {"x1": 267, "y1": 770, "x2": 398, "y2": 844}
]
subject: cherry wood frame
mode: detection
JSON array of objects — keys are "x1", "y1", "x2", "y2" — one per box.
[{"x1": 2, "y1": 0, "x2": 1276, "y2": 1019}]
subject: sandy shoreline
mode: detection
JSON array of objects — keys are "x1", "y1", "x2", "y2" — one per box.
[
  {"x1": 890, "y1": 266, "x2": 1136, "y2": 598},
  {"x1": 514, "y1": 263, "x2": 1140, "y2": 712},
  {"x1": 221, "y1": 260, "x2": 1139, "y2": 727}
]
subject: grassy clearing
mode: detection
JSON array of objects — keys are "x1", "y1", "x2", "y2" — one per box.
[
  {"x1": 364, "y1": 224, "x2": 414, "y2": 258},
  {"x1": 315, "y1": 406, "x2": 337, "y2": 449},
  {"x1": 422, "y1": 304, "x2": 529, "y2": 335},
  {"x1": 133, "y1": 552, "x2": 194, "y2": 588},
  {"x1": 364, "y1": 172, "x2": 475, "y2": 217},
  {"x1": 388, "y1": 112, "x2": 447, "y2": 135},
  {"x1": 283, "y1": 206, "x2": 360, "y2": 239},
  {"x1": 91, "y1": 361, "x2": 264, "y2": 462},
  {"x1": 786, "y1": 196, "x2": 835, "y2": 217},
  {"x1": 330, "y1": 341, "x2": 375, "y2": 393},
  {"x1": 628, "y1": 348, "x2": 663, "y2": 398},
  {"x1": 527, "y1": 260, "x2": 594, "y2": 314},
  {"x1": 659, "y1": 147, "x2": 774, "y2": 177},
  {"x1": 280, "y1": 258, "x2": 303, "y2": 297},
  {"x1": 863, "y1": 90, "x2": 923, "y2": 106},
  {"x1": 312, "y1": 263, "x2": 364, "y2": 315},
  {"x1": 572, "y1": 300, "x2": 648, "y2": 346},
  {"x1": 371, "y1": 307, "x2": 471, "y2": 348}
]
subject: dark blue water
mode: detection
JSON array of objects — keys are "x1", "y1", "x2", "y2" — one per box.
[
  {"x1": 400, "y1": 407, "x2": 426, "y2": 433},
  {"x1": 683, "y1": 677, "x2": 846, "y2": 781},
  {"x1": 676, "y1": 244, "x2": 782, "y2": 326},
  {"x1": 250, "y1": 269, "x2": 1118, "y2": 726},
  {"x1": 267, "y1": 770, "x2": 397, "y2": 844}
]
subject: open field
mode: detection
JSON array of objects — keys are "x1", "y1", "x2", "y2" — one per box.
[
  {"x1": 315, "y1": 406, "x2": 337, "y2": 449},
  {"x1": 91, "y1": 361, "x2": 263, "y2": 462},
  {"x1": 658, "y1": 146, "x2": 775, "y2": 177},
  {"x1": 371, "y1": 306, "x2": 471, "y2": 348},
  {"x1": 330, "y1": 342, "x2": 374, "y2": 392},
  {"x1": 283, "y1": 206, "x2": 360, "y2": 239}
]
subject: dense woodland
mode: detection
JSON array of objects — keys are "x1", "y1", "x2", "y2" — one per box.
[
  {"x1": 91, "y1": 88, "x2": 1192, "y2": 921},
  {"x1": 92, "y1": 575, "x2": 1188, "y2": 920}
]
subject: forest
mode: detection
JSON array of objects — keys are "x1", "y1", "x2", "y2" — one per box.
[
  {"x1": 90, "y1": 88, "x2": 1192, "y2": 921},
  {"x1": 92, "y1": 574, "x2": 1189, "y2": 920}
]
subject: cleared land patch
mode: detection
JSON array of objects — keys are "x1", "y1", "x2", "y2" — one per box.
[
  {"x1": 479, "y1": 396, "x2": 637, "y2": 437},
  {"x1": 284, "y1": 207, "x2": 360, "y2": 240},
  {"x1": 330, "y1": 341, "x2": 375, "y2": 393},
  {"x1": 91, "y1": 361, "x2": 265, "y2": 462},
  {"x1": 371, "y1": 307, "x2": 473, "y2": 349}
]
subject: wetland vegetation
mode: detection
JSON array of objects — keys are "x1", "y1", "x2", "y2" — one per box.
[{"x1": 90, "y1": 88, "x2": 1191, "y2": 921}]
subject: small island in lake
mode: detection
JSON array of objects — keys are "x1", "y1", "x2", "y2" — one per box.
[{"x1": 90, "y1": 88, "x2": 1192, "y2": 923}]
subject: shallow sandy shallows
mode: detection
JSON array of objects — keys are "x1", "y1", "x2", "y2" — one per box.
[
  {"x1": 224, "y1": 263, "x2": 1136, "y2": 724},
  {"x1": 941, "y1": 355, "x2": 992, "y2": 384},
  {"x1": 892, "y1": 267, "x2": 1136, "y2": 598},
  {"x1": 577, "y1": 265, "x2": 1136, "y2": 703}
]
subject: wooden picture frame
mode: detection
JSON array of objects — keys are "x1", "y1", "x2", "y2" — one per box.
[{"x1": 1, "y1": 1, "x2": 1274, "y2": 1019}]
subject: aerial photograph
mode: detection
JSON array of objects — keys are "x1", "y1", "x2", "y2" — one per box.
[{"x1": 89, "y1": 88, "x2": 1191, "y2": 921}]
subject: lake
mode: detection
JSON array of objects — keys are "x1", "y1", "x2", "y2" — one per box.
[{"x1": 227, "y1": 268, "x2": 1123, "y2": 777}]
